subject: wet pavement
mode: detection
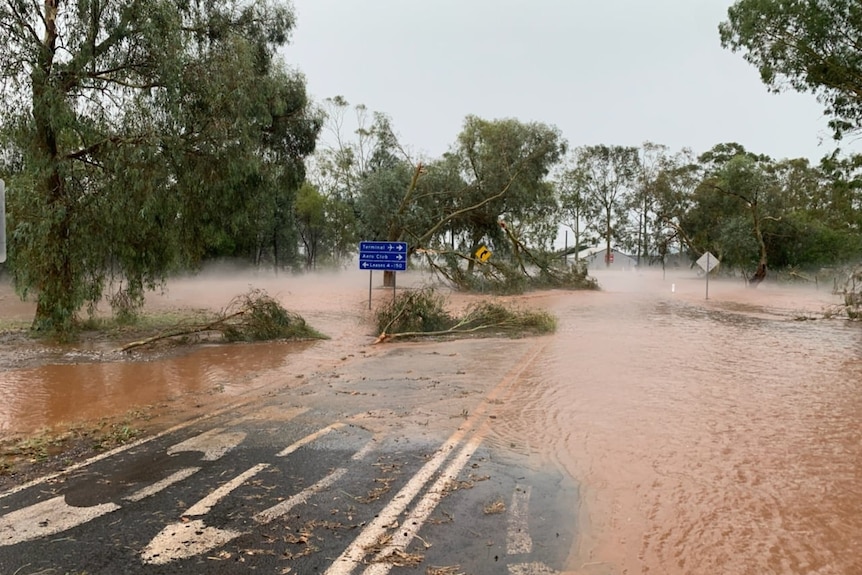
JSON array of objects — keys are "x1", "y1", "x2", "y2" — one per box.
[{"x1": 0, "y1": 336, "x2": 578, "y2": 575}]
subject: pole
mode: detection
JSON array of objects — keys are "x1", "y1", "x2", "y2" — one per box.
[
  {"x1": 368, "y1": 270, "x2": 372, "y2": 310},
  {"x1": 393, "y1": 271, "x2": 397, "y2": 301},
  {"x1": 705, "y1": 252, "x2": 710, "y2": 300}
]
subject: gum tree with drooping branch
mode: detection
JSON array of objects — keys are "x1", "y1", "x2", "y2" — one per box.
[{"x1": 0, "y1": 0, "x2": 320, "y2": 333}]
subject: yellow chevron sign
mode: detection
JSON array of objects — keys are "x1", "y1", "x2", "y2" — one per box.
[{"x1": 474, "y1": 245, "x2": 492, "y2": 263}]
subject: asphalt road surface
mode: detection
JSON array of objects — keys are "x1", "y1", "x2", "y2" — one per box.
[{"x1": 0, "y1": 338, "x2": 580, "y2": 575}]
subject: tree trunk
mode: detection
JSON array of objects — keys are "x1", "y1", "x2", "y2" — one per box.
[
  {"x1": 748, "y1": 204, "x2": 768, "y2": 288},
  {"x1": 605, "y1": 207, "x2": 612, "y2": 268},
  {"x1": 32, "y1": 4, "x2": 76, "y2": 332}
]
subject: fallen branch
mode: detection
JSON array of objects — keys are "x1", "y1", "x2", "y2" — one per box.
[
  {"x1": 118, "y1": 288, "x2": 323, "y2": 352},
  {"x1": 373, "y1": 290, "x2": 556, "y2": 343},
  {"x1": 119, "y1": 311, "x2": 244, "y2": 352},
  {"x1": 374, "y1": 323, "x2": 501, "y2": 344}
]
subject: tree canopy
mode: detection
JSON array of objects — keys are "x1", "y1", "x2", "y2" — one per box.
[
  {"x1": 720, "y1": 0, "x2": 862, "y2": 139},
  {"x1": 0, "y1": 0, "x2": 320, "y2": 332}
]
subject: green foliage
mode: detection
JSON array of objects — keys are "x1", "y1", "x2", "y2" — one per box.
[
  {"x1": 221, "y1": 289, "x2": 323, "y2": 342},
  {"x1": 720, "y1": 0, "x2": 862, "y2": 139},
  {"x1": 675, "y1": 144, "x2": 862, "y2": 277},
  {"x1": 374, "y1": 288, "x2": 557, "y2": 339},
  {"x1": 571, "y1": 145, "x2": 640, "y2": 267},
  {"x1": 450, "y1": 116, "x2": 566, "y2": 252},
  {"x1": 534, "y1": 260, "x2": 600, "y2": 291},
  {"x1": 356, "y1": 161, "x2": 416, "y2": 240},
  {"x1": 0, "y1": 0, "x2": 321, "y2": 334},
  {"x1": 765, "y1": 211, "x2": 862, "y2": 268},
  {"x1": 375, "y1": 288, "x2": 453, "y2": 334},
  {"x1": 295, "y1": 182, "x2": 328, "y2": 268},
  {"x1": 459, "y1": 301, "x2": 557, "y2": 336}
]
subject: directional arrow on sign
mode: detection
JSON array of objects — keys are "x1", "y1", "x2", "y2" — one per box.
[{"x1": 358, "y1": 241, "x2": 409, "y2": 271}]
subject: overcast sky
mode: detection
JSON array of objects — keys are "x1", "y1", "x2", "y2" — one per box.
[{"x1": 284, "y1": 0, "x2": 857, "y2": 163}]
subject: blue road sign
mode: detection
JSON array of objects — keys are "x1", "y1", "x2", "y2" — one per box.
[{"x1": 359, "y1": 241, "x2": 408, "y2": 271}]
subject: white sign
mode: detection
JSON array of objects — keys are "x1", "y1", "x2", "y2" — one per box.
[{"x1": 696, "y1": 251, "x2": 719, "y2": 273}]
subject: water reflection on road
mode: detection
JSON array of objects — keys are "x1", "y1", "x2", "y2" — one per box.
[{"x1": 0, "y1": 341, "x2": 317, "y2": 433}]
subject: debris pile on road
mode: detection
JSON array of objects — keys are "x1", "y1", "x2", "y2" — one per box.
[{"x1": 373, "y1": 288, "x2": 556, "y2": 344}]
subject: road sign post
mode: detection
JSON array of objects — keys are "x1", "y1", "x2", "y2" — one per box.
[
  {"x1": 358, "y1": 241, "x2": 408, "y2": 271},
  {"x1": 696, "y1": 251, "x2": 720, "y2": 300},
  {"x1": 359, "y1": 241, "x2": 408, "y2": 309}
]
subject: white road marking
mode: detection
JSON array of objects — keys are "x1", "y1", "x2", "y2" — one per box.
[
  {"x1": 125, "y1": 467, "x2": 201, "y2": 503},
  {"x1": 0, "y1": 399, "x2": 254, "y2": 500},
  {"x1": 0, "y1": 496, "x2": 119, "y2": 546},
  {"x1": 325, "y1": 342, "x2": 546, "y2": 575},
  {"x1": 508, "y1": 562, "x2": 560, "y2": 574},
  {"x1": 168, "y1": 428, "x2": 247, "y2": 461},
  {"x1": 185, "y1": 463, "x2": 269, "y2": 517},
  {"x1": 507, "y1": 484, "x2": 533, "y2": 554},
  {"x1": 0, "y1": 428, "x2": 246, "y2": 547},
  {"x1": 324, "y1": 430, "x2": 479, "y2": 575},
  {"x1": 140, "y1": 463, "x2": 268, "y2": 564},
  {"x1": 0, "y1": 467, "x2": 206, "y2": 546},
  {"x1": 351, "y1": 438, "x2": 376, "y2": 461},
  {"x1": 361, "y1": 430, "x2": 487, "y2": 575},
  {"x1": 141, "y1": 519, "x2": 242, "y2": 565},
  {"x1": 277, "y1": 422, "x2": 346, "y2": 456},
  {"x1": 255, "y1": 466, "x2": 348, "y2": 524},
  {"x1": 138, "y1": 432, "x2": 370, "y2": 564}
]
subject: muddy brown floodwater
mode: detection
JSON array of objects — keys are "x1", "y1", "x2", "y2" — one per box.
[
  {"x1": 488, "y1": 270, "x2": 862, "y2": 575},
  {"x1": 1, "y1": 267, "x2": 861, "y2": 574},
  {"x1": 0, "y1": 269, "x2": 376, "y2": 433}
]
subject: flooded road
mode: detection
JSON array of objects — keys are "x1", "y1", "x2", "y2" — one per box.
[
  {"x1": 493, "y1": 270, "x2": 862, "y2": 575},
  {"x1": 1, "y1": 268, "x2": 861, "y2": 574}
]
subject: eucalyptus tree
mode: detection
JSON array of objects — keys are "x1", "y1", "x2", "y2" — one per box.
[
  {"x1": 720, "y1": 0, "x2": 862, "y2": 139},
  {"x1": 691, "y1": 146, "x2": 779, "y2": 284},
  {"x1": 555, "y1": 162, "x2": 596, "y2": 261},
  {"x1": 573, "y1": 145, "x2": 640, "y2": 267},
  {"x1": 307, "y1": 98, "x2": 404, "y2": 259},
  {"x1": 294, "y1": 182, "x2": 327, "y2": 269},
  {"x1": 450, "y1": 116, "x2": 565, "y2": 269},
  {"x1": 766, "y1": 156, "x2": 862, "y2": 267},
  {"x1": 629, "y1": 142, "x2": 670, "y2": 265},
  {"x1": 350, "y1": 116, "x2": 566, "y2": 289},
  {"x1": 0, "y1": 0, "x2": 320, "y2": 333},
  {"x1": 309, "y1": 96, "x2": 375, "y2": 203},
  {"x1": 649, "y1": 148, "x2": 701, "y2": 264}
]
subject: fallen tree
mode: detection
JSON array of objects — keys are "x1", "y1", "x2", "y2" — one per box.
[
  {"x1": 119, "y1": 289, "x2": 324, "y2": 352},
  {"x1": 373, "y1": 287, "x2": 556, "y2": 344}
]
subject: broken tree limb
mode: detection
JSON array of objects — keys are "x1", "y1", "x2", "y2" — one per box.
[
  {"x1": 373, "y1": 323, "x2": 504, "y2": 344},
  {"x1": 118, "y1": 288, "x2": 323, "y2": 352},
  {"x1": 118, "y1": 311, "x2": 245, "y2": 352}
]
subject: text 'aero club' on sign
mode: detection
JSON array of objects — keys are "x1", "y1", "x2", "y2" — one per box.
[{"x1": 359, "y1": 241, "x2": 408, "y2": 271}]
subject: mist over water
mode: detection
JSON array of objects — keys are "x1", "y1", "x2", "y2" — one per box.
[{"x1": 493, "y1": 269, "x2": 862, "y2": 574}]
